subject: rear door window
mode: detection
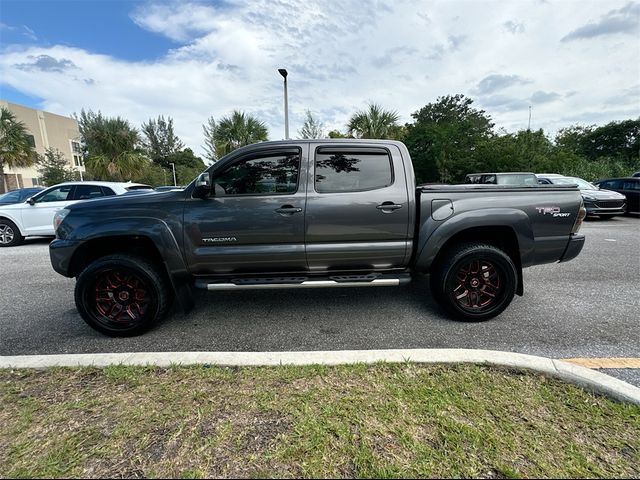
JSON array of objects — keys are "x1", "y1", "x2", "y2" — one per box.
[
  {"x1": 72, "y1": 184, "x2": 105, "y2": 200},
  {"x1": 314, "y1": 148, "x2": 393, "y2": 193}
]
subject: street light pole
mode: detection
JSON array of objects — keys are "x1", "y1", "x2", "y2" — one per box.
[
  {"x1": 278, "y1": 68, "x2": 289, "y2": 140},
  {"x1": 170, "y1": 162, "x2": 177, "y2": 186}
]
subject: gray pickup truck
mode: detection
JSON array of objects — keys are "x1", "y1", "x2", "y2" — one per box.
[{"x1": 50, "y1": 139, "x2": 586, "y2": 336}]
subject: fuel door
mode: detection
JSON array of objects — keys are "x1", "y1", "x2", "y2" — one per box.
[{"x1": 431, "y1": 199, "x2": 454, "y2": 221}]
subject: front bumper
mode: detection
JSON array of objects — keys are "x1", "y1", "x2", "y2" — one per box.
[
  {"x1": 584, "y1": 201, "x2": 626, "y2": 216},
  {"x1": 49, "y1": 239, "x2": 80, "y2": 277},
  {"x1": 559, "y1": 234, "x2": 585, "y2": 263}
]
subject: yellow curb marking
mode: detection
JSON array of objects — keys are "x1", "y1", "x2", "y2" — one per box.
[{"x1": 561, "y1": 358, "x2": 640, "y2": 369}]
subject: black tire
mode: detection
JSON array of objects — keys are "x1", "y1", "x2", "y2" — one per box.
[
  {"x1": 0, "y1": 218, "x2": 24, "y2": 247},
  {"x1": 75, "y1": 254, "x2": 172, "y2": 337},
  {"x1": 430, "y1": 243, "x2": 517, "y2": 322}
]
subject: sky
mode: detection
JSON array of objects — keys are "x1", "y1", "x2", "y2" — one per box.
[{"x1": 0, "y1": 0, "x2": 639, "y2": 157}]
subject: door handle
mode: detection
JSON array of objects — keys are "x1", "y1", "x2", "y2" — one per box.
[
  {"x1": 275, "y1": 205, "x2": 302, "y2": 215},
  {"x1": 376, "y1": 202, "x2": 403, "y2": 213}
]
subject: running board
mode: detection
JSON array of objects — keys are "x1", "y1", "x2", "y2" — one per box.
[{"x1": 195, "y1": 274, "x2": 411, "y2": 291}]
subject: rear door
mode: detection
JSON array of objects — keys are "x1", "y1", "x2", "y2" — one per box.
[
  {"x1": 304, "y1": 143, "x2": 411, "y2": 272},
  {"x1": 183, "y1": 145, "x2": 308, "y2": 275}
]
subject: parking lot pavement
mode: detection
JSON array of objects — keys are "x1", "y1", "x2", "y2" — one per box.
[{"x1": 1, "y1": 217, "x2": 639, "y2": 387}]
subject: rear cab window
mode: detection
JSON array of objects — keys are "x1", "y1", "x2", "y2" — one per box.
[{"x1": 314, "y1": 147, "x2": 393, "y2": 193}]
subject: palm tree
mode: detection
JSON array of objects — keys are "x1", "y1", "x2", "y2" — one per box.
[
  {"x1": 203, "y1": 110, "x2": 268, "y2": 160},
  {"x1": 0, "y1": 107, "x2": 36, "y2": 193},
  {"x1": 347, "y1": 103, "x2": 401, "y2": 139},
  {"x1": 77, "y1": 109, "x2": 147, "y2": 181}
]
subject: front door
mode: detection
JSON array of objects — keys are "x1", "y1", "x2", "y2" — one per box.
[
  {"x1": 183, "y1": 145, "x2": 308, "y2": 275},
  {"x1": 21, "y1": 184, "x2": 75, "y2": 235},
  {"x1": 304, "y1": 143, "x2": 412, "y2": 272}
]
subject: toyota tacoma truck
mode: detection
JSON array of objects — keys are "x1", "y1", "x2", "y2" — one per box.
[{"x1": 50, "y1": 140, "x2": 586, "y2": 336}]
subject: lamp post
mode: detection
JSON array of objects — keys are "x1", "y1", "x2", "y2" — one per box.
[
  {"x1": 170, "y1": 162, "x2": 177, "y2": 186},
  {"x1": 278, "y1": 68, "x2": 289, "y2": 140}
]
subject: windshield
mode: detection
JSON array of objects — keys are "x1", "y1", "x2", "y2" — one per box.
[{"x1": 552, "y1": 177, "x2": 597, "y2": 190}]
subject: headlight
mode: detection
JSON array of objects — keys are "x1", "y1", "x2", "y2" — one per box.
[
  {"x1": 53, "y1": 208, "x2": 70, "y2": 231},
  {"x1": 582, "y1": 195, "x2": 596, "y2": 201}
]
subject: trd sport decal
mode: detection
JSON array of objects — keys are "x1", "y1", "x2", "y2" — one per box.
[{"x1": 536, "y1": 206, "x2": 570, "y2": 217}]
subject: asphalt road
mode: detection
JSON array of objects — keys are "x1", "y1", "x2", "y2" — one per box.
[{"x1": 1, "y1": 217, "x2": 639, "y2": 385}]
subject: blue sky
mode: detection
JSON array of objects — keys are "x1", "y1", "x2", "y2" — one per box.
[{"x1": 1, "y1": 0, "x2": 638, "y2": 155}]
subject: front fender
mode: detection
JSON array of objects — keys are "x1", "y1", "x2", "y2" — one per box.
[
  {"x1": 0, "y1": 210, "x2": 25, "y2": 236},
  {"x1": 414, "y1": 208, "x2": 535, "y2": 272},
  {"x1": 60, "y1": 217, "x2": 193, "y2": 311}
]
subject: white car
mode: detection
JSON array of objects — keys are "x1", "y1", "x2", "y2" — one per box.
[{"x1": 0, "y1": 181, "x2": 152, "y2": 247}]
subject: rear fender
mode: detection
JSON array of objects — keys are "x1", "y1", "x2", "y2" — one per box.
[{"x1": 414, "y1": 208, "x2": 535, "y2": 272}]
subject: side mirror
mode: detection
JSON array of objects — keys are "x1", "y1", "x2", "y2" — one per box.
[
  {"x1": 193, "y1": 172, "x2": 211, "y2": 199},
  {"x1": 27, "y1": 197, "x2": 36, "y2": 206}
]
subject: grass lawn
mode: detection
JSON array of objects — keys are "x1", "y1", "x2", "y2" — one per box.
[{"x1": 0, "y1": 363, "x2": 638, "y2": 479}]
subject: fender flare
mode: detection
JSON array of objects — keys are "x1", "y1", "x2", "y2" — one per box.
[
  {"x1": 414, "y1": 208, "x2": 535, "y2": 272},
  {"x1": 71, "y1": 217, "x2": 194, "y2": 311}
]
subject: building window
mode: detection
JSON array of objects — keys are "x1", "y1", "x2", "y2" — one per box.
[
  {"x1": 70, "y1": 141, "x2": 84, "y2": 167},
  {"x1": 26, "y1": 135, "x2": 36, "y2": 148}
]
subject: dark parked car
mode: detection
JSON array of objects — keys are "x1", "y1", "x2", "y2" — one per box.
[
  {"x1": 593, "y1": 177, "x2": 640, "y2": 215},
  {"x1": 536, "y1": 175, "x2": 626, "y2": 218},
  {"x1": 0, "y1": 187, "x2": 43, "y2": 206}
]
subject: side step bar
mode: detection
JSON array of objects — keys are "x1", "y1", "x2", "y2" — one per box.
[{"x1": 195, "y1": 274, "x2": 411, "y2": 291}]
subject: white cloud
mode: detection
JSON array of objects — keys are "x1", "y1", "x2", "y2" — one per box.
[{"x1": 1, "y1": 0, "x2": 639, "y2": 157}]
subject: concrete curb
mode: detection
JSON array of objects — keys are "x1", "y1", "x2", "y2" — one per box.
[{"x1": 1, "y1": 348, "x2": 639, "y2": 405}]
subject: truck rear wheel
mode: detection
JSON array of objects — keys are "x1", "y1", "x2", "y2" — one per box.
[
  {"x1": 430, "y1": 243, "x2": 517, "y2": 322},
  {"x1": 75, "y1": 254, "x2": 171, "y2": 336}
]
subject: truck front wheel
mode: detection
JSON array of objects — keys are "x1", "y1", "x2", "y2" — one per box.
[
  {"x1": 75, "y1": 254, "x2": 171, "y2": 336},
  {"x1": 430, "y1": 243, "x2": 517, "y2": 322}
]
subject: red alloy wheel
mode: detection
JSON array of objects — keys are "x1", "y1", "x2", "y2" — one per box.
[
  {"x1": 94, "y1": 270, "x2": 151, "y2": 322},
  {"x1": 451, "y1": 259, "x2": 502, "y2": 311}
]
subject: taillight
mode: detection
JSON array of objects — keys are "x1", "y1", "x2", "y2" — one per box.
[{"x1": 572, "y1": 203, "x2": 586, "y2": 234}]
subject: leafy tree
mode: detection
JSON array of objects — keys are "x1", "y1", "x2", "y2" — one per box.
[
  {"x1": 404, "y1": 94, "x2": 494, "y2": 183},
  {"x1": 77, "y1": 109, "x2": 146, "y2": 181},
  {"x1": 166, "y1": 148, "x2": 206, "y2": 185},
  {"x1": 556, "y1": 119, "x2": 639, "y2": 165},
  {"x1": 347, "y1": 103, "x2": 401, "y2": 139},
  {"x1": 134, "y1": 161, "x2": 170, "y2": 187},
  {"x1": 141, "y1": 115, "x2": 184, "y2": 168},
  {"x1": 327, "y1": 129, "x2": 351, "y2": 138},
  {"x1": 476, "y1": 129, "x2": 553, "y2": 173},
  {"x1": 298, "y1": 110, "x2": 325, "y2": 139},
  {"x1": 0, "y1": 106, "x2": 36, "y2": 193},
  {"x1": 202, "y1": 111, "x2": 268, "y2": 161},
  {"x1": 37, "y1": 148, "x2": 79, "y2": 186}
]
